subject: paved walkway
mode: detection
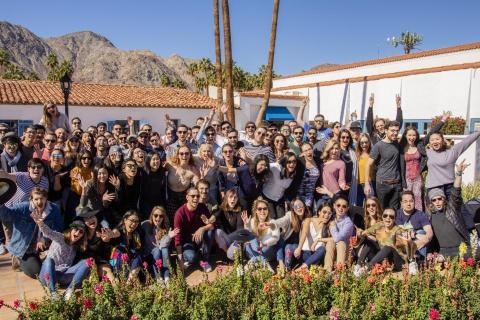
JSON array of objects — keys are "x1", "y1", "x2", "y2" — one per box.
[{"x1": 0, "y1": 254, "x2": 227, "y2": 320}]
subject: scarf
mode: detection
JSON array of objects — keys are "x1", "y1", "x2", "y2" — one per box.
[{"x1": 1, "y1": 150, "x2": 21, "y2": 172}]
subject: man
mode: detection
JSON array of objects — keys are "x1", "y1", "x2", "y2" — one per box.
[
  {"x1": 149, "y1": 132, "x2": 167, "y2": 162},
  {"x1": 0, "y1": 187, "x2": 63, "y2": 278},
  {"x1": 94, "y1": 135, "x2": 109, "y2": 165},
  {"x1": 1, "y1": 133, "x2": 29, "y2": 172},
  {"x1": 268, "y1": 124, "x2": 279, "y2": 135},
  {"x1": 190, "y1": 126, "x2": 201, "y2": 146},
  {"x1": 349, "y1": 121, "x2": 362, "y2": 147},
  {"x1": 195, "y1": 117, "x2": 205, "y2": 127},
  {"x1": 365, "y1": 121, "x2": 403, "y2": 210},
  {"x1": 366, "y1": 93, "x2": 403, "y2": 145},
  {"x1": 218, "y1": 121, "x2": 232, "y2": 146},
  {"x1": 239, "y1": 127, "x2": 275, "y2": 163},
  {"x1": 174, "y1": 187, "x2": 214, "y2": 272},
  {"x1": 197, "y1": 179, "x2": 217, "y2": 208},
  {"x1": 137, "y1": 130, "x2": 153, "y2": 153},
  {"x1": 112, "y1": 122, "x2": 124, "y2": 140},
  {"x1": 306, "y1": 127, "x2": 318, "y2": 145},
  {"x1": 55, "y1": 127, "x2": 68, "y2": 145},
  {"x1": 240, "y1": 121, "x2": 256, "y2": 144},
  {"x1": 296, "y1": 98, "x2": 333, "y2": 144},
  {"x1": 21, "y1": 125, "x2": 37, "y2": 160},
  {"x1": 166, "y1": 125, "x2": 198, "y2": 159},
  {"x1": 132, "y1": 148, "x2": 146, "y2": 169},
  {"x1": 124, "y1": 135, "x2": 139, "y2": 158},
  {"x1": 429, "y1": 160, "x2": 473, "y2": 258},
  {"x1": 33, "y1": 133, "x2": 57, "y2": 161},
  {"x1": 227, "y1": 129, "x2": 244, "y2": 154},
  {"x1": 71, "y1": 117, "x2": 82, "y2": 132},
  {"x1": 33, "y1": 124, "x2": 46, "y2": 148},
  {"x1": 87, "y1": 126, "x2": 98, "y2": 137},
  {"x1": 97, "y1": 122, "x2": 107, "y2": 136},
  {"x1": 288, "y1": 126, "x2": 304, "y2": 156},
  {"x1": 280, "y1": 125, "x2": 291, "y2": 142},
  {"x1": 396, "y1": 191, "x2": 433, "y2": 258}
]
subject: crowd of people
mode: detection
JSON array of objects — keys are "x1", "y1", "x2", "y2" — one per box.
[{"x1": 0, "y1": 96, "x2": 479, "y2": 298}]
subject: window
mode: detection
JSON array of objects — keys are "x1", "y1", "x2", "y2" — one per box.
[
  {"x1": 107, "y1": 120, "x2": 139, "y2": 134},
  {"x1": 470, "y1": 118, "x2": 480, "y2": 133},
  {"x1": 402, "y1": 120, "x2": 432, "y2": 135},
  {"x1": 0, "y1": 119, "x2": 34, "y2": 136}
]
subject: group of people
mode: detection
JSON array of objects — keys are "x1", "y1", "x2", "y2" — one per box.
[{"x1": 0, "y1": 95, "x2": 479, "y2": 298}]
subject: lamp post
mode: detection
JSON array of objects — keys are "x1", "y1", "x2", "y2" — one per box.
[{"x1": 60, "y1": 74, "x2": 72, "y2": 117}]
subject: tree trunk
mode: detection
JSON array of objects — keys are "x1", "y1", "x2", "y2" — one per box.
[
  {"x1": 213, "y1": 0, "x2": 224, "y2": 121},
  {"x1": 255, "y1": 0, "x2": 280, "y2": 126},
  {"x1": 221, "y1": 0, "x2": 235, "y2": 126}
]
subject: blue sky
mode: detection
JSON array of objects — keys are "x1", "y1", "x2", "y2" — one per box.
[{"x1": 1, "y1": 0, "x2": 479, "y2": 75}]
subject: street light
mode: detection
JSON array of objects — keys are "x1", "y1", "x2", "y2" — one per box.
[{"x1": 60, "y1": 74, "x2": 72, "y2": 117}]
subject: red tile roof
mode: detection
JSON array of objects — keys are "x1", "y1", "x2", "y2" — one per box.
[
  {"x1": 276, "y1": 41, "x2": 480, "y2": 80},
  {"x1": 240, "y1": 91, "x2": 306, "y2": 100},
  {"x1": 0, "y1": 80, "x2": 216, "y2": 109}
]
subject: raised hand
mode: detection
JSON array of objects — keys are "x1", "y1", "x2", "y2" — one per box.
[
  {"x1": 220, "y1": 103, "x2": 228, "y2": 114},
  {"x1": 200, "y1": 214, "x2": 210, "y2": 225},
  {"x1": 441, "y1": 111, "x2": 452, "y2": 122},
  {"x1": 77, "y1": 174, "x2": 87, "y2": 189},
  {"x1": 302, "y1": 97, "x2": 309, "y2": 106},
  {"x1": 455, "y1": 159, "x2": 470, "y2": 174},
  {"x1": 127, "y1": 116, "x2": 134, "y2": 127},
  {"x1": 109, "y1": 175, "x2": 121, "y2": 189},
  {"x1": 30, "y1": 209, "x2": 44, "y2": 225},
  {"x1": 102, "y1": 192, "x2": 116, "y2": 202},
  {"x1": 168, "y1": 228, "x2": 180, "y2": 238},
  {"x1": 368, "y1": 93, "x2": 374, "y2": 108},
  {"x1": 395, "y1": 94, "x2": 401, "y2": 108},
  {"x1": 241, "y1": 210, "x2": 249, "y2": 226}
]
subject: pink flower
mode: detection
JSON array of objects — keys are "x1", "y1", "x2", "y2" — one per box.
[
  {"x1": 94, "y1": 283, "x2": 104, "y2": 295},
  {"x1": 155, "y1": 259, "x2": 163, "y2": 269},
  {"x1": 429, "y1": 308, "x2": 440, "y2": 320},
  {"x1": 28, "y1": 301, "x2": 39, "y2": 311},
  {"x1": 121, "y1": 253, "x2": 129, "y2": 263},
  {"x1": 13, "y1": 299, "x2": 21, "y2": 309},
  {"x1": 43, "y1": 273, "x2": 50, "y2": 282},
  {"x1": 112, "y1": 251, "x2": 120, "y2": 260},
  {"x1": 102, "y1": 275, "x2": 111, "y2": 283},
  {"x1": 329, "y1": 307, "x2": 340, "y2": 320},
  {"x1": 369, "y1": 302, "x2": 376, "y2": 312},
  {"x1": 199, "y1": 261, "x2": 207, "y2": 269},
  {"x1": 85, "y1": 257, "x2": 94, "y2": 268},
  {"x1": 83, "y1": 298, "x2": 93, "y2": 310},
  {"x1": 130, "y1": 316, "x2": 139, "y2": 320},
  {"x1": 286, "y1": 249, "x2": 292, "y2": 258},
  {"x1": 0, "y1": 299, "x2": 4, "y2": 309},
  {"x1": 142, "y1": 261, "x2": 149, "y2": 270},
  {"x1": 466, "y1": 258, "x2": 475, "y2": 266}
]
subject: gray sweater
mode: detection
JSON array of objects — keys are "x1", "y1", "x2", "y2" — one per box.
[
  {"x1": 40, "y1": 223, "x2": 76, "y2": 272},
  {"x1": 426, "y1": 132, "x2": 480, "y2": 189}
]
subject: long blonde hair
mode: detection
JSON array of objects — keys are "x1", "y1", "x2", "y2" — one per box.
[
  {"x1": 251, "y1": 198, "x2": 270, "y2": 236},
  {"x1": 41, "y1": 102, "x2": 57, "y2": 129},
  {"x1": 322, "y1": 139, "x2": 339, "y2": 161}
]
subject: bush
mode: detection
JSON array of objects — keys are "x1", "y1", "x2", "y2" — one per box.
[
  {"x1": 3, "y1": 258, "x2": 480, "y2": 320},
  {"x1": 432, "y1": 116, "x2": 466, "y2": 135},
  {"x1": 462, "y1": 181, "x2": 480, "y2": 202}
]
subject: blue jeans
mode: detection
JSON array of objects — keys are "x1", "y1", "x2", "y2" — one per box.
[
  {"x1": 151, "y1": 247, "x2": 171, "y2": 279},
  {"x1": 182, "y1": 229, "x2": 214, "y2": 264},
  {"x1": 110, "y1": 247, "x2": 142, "y2": 276},
  {"x1": 276, "y1": 239, "x2": 298, "y2": 270},
  {"x1": 245, "y1": 238, "x2": 277, "y2": 263},
  {"x1": 39, "y1": 258, "x2": 90, "y2": 293},
  {"x1": 302, "y1": 247, "x2": 326, "y2": 267},
  {"x1": 415, "y1": 230, "x2": 427, "y2": 258}
]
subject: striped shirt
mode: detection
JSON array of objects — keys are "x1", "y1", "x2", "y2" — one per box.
[
  {"x1": 242, "y1": 144, "x2": 275, "y2": 163},
  {"x1": 5, "y1": 172, "x2": 49, "y2": 208}
]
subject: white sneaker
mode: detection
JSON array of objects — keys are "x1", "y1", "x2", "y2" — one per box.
[
  {"x1": 408, "y1": 261, "x2": 418, "y2": 275},
  {"x1": 183, "y1": 261, "x2": 191, "y2": 268},
  {"x1": 164, "y1": 276, "x2": 170, "y2": 287},
  {"x1": 0, "y1": 244, "x2": 7, "y2": 255},
  {"x1": 353, "y1": 264, "x2": 365, "y2": 277},
  {"x1": 203, "y1": 262, "x2": 213, "y2": 273},
  {"x1": 64, "y1": 288, "x2": 74, "y2": 300}
]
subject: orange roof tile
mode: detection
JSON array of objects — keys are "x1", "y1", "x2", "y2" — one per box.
[
  {"x1": 0, "y1": 80, "x2": 216, "y2": 109},
  {"x1": 276, "y1": 41, "x2": 480, "y2": 80},
  {"x1": 240, "y1": 91, "x2": 306, "y2": 100}
]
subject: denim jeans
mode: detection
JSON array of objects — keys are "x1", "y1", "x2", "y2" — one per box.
[
  {"x1": 245, "y1": 238, "x2": 277, "y2": 263},
  {"x1": 182, "y1": 229, "x2": 214, "y2": 264},
  {"x1": 376, "y1": 182, "x2": 401, "y2": 210},
  {"x1": 110, "y1": 247, "x2": 142, "y2": 276},
  {"x1": 151, "y1": 247, "x2": 171, "y2": 279},
  {"x1": 276, "y1": 238, "x2": 298, "y2": 270},
  {"x1": 302, "y1": 247, "x2": 326, "y2": 266},
  {"x1": 39, "y1": 258, "x2": 91, "y2": 293}
]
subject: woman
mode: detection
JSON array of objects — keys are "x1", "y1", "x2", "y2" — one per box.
[
  {"x1": 44, "y1": 148, "x2": 70, "y2": 207},
  {"x1": 426, "y1": 130, "x2": 480, "y2": 199},
  {"x1": 64, "y1": 136, "x2": 81, "y2": 169},
  {"x1": 115, "y1": 159, "x2": 142, "y2": 218},
  {"x1": 140, "y1": 152, "x2": 166, "y2": 220},
  {"x1": 270, "y1": 198, "x2": 310, "y2": 271},
  {"x1": 262, "y1": 152, "x2": 298, "y2": 219},
  {"x1": 297, "y1": 143, "x2": 320, "y2": 209},
  {"x1": 338, "y1": 129, "x2": 358, "y2": 206},
  {"x1": 272, "y1": 133, "x2": 288, "y2": 162},
  {"x1": 32, "y1": 212, "x2": 90, "y2": 300},
  {"x1": 214, "y1": 189, "x2": 245, "y2": 260},
  {"x1": 39, "y1": 103, "x2": 71, "y2": 133},
  {"x1": 141, "y1": 206, "x2": 178, "y2": 284},
  {"x1": 80, "y1": 164, "x2": 119, "y2": 227},
  {"x1": 295, "y1": 203, "x2": 334, "y2": 270},
  {"x1": 194, "y1": 144, "x2": 219, "y2": 204},
  {"x1": 81, "y1": 132, "x2": 95, "y2": 154},
  {"x1": 77, "y1": 207, "x2": 114, "y2": 282},
  {"x1": 67, "y1": 151, "x2": 94, "y2": 224},
  {"x1": 264, "y1": 131, "x2": 274, "y2": 147},
  {"x1": 315, "y1": 140, "x2": 346, "y2": 208},
  {"x1": 110, "y1": 210, "x2": 144, "y2": 284},
  {"x1": 242, "y1": 198, "x2": 280, "y2": 271},
  {"x1": 355, "y1": 208, "x2": 409, "y2": 273},
  {"x1": 331, "y1": 122, "x2": 341, "y2": 140},
  {"x1": 165, "y1": 146, "x2": 200, "y2": 219},
  {"x1": 353, "y1": 196, "x2": 382, "y2": 263},
  {"x1": 104, "y1": 146, "x2": 124, "y2": 177},
  {"x1": 219, "y1": 154, "x2": 270, "y2": 212},
  {"x1": 218, "y1": 143, "x2": 243, "y2": 198},
  {"x1": 355, "y1": 133, "x2": 375, "y2": 206}
]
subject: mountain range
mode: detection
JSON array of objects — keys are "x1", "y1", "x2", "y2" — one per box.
[{"x1": 0, "y1": 21, "x2": 196, "y2": 88}]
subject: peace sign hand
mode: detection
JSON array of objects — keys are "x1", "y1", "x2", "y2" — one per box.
[
  {"x1": 455, "y1": 159, "x2": 470, "y2": 174},
  {"x1": 241, "y1": 210, "x2": 249, "y2": 226}
]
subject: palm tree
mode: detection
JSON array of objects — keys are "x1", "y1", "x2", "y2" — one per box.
[
  {"x1": 0, "y1": 49, "x2": 10, "y2": 68},
  {"x1": 160, "y1": 74, "x2": 171, "y2": 87},
  {"x1": 255, "y1": 0, "x2": 280, "y2": 126},
  {"x1": 388, "y1": 31, "x2": 423, "y2": 54},
  {"x1": 221, "y1": 0, "x2": 235, "y2": 126},
  {"x1": 213, "y1": 0, "x2": 224, "y2": 119}
]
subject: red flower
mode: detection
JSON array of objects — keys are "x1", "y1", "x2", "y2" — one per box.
[
  {"x1": 142, "y1": 261, "x2": 149, "y2": 270},
  {"x1": 199, "y1": 260, "x2": 207, "y2": 269},
  {"x1": 335, "y1": 263, "x2": 344, "y2": 271},
  {"x1": 13, "y1": 299, "x2": 21, "y2": 309},
  {"x1": 263, "y1": 283, "x2": 270, "y2": 294},
  {"x1": 121, "y1": 253, "x2": 129, "y2": 263},
  {"x1": 466, "y1": 258, "x2": 475, "y2": 266},
  {"x1": 94, "y1": 283, "x2": 104, "y2": 295},
  {"x1": 102, "y1": 275, "x2": 111, "y2": 283},
  {"x1": 367, "y1": 276, "x2": 376, "y2": 284},
  {"x1": 130, "y1": 315, "x2": 139, "y2": 320},
  {"x1": 112, "y1": 251, "x2": 120, "y2": 260},
  {"x1": 303, "y1": 273, "x2": 312, "y2": 284},
  {"x1": 155, "y1": 259, "x2": 163, "y2": 269},
  {"x1": 43, "y1": 273, "x2": 50, "y2": 282},
  {"x1": 83, "y1": 298, "x2": 93, "y2": 310},
  {"x1": 429, "y1": 308, "x2": 440, "y2": 320},
  {"x1": 286, "y1": 249, "x2": 293, "y2": 258},
  {"x1": 85, "y1": 257, "x2": 94, "y2": 268},
  {"x1": 0, "y1": 299, "x2": 4, "y2": 309},
  {"x1": 28, "y1": 302, "x2": 38, "y2": 311},
  {"x1": 349, "y1": 236, "x2": 358, "y2": 247}
]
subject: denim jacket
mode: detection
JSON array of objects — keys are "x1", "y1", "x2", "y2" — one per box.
[{"x1": 0, "y1": 201, "x2": 63, "y2": 258}]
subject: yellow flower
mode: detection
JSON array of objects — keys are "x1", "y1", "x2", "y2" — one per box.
[{"x1": 459, "y1": 242, "x2": 467, "y2": 259}]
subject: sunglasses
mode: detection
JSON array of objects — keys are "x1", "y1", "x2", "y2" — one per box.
[
  {"x1": 52, "y1": 154, "x2": 63, "y2": 159},
  {"x1": 188, "y1": 194, "x2": 200, "y2": 198},
  {"x1": 256, "y1": 132, "x2": 265, "y2": 136},
  {"x1": 150, "y1": 139, "x2": 159, "y2": 143},
  {"x1": 72, "y1": 122, "x2": 81, "y2": 125},
  {"x1": 293, "y1": 132, "x2": 303, "y2": 135},
  {"x1": 223, "y1": 150, "x2": 233, "y2": 154},
  {"x1": 431, "y1": 197, "x2": 443, "y2": 203},
  {"x1": 246, "y1": 125, "x2": 255, "y2": 129},
  {"x1": 257, "y1": 207, "x2": 268, "y2": 211},
  {"x1": 177, "y1": 130, "x2": 187, "y2": 134},
  {"x1": 126, "y1": 164, "x2": 137, "y2": 169},
  {"x1": 314, "y1": 119, "x2": 324, "y2": 123},
  {"x1": 340, "y1": 136, "x2": 350, "y2": 140},
  {"x1": 179, "y1": 152, "x2": 190, "y2": 156},
  {"x1": 29, "y1": 165, "x2": 43, "y2": 170},
  {"x1": 335, "y1": 204, "x2": 347, "y2": 209},
  {"x1": 206, "y1": 133, "x2": 216, "y2": 137},
  {"x1": 382, "y1": 214, "x2": 395, "y2": 219},
  {"x1": 221, "y1": 126, "x2": 231, "y2": 130},
  {"x1": 81, "y1": 157, "x2": 92, "y2": 161},
  {"x1": 366, "y1": 203, "x2": 376, "y2": 208},
  {"x1": 153, "y1": 214, "x2": 163, "y2": 218},
  {"x1": 293, "y1": 205, "x2": 304, "y2": 210},
  {"x1": 287, "y1": 160, "x2": 297, "y2": 164}
]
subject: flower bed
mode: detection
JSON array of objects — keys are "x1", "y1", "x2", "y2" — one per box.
[{"x1": 2, "y1": 257, "x2": 480, "y2": 320}]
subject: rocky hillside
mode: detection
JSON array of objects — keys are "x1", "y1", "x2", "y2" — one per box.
[{"x1": 0, "y1": 21, "x2": 195, "y2": 88}]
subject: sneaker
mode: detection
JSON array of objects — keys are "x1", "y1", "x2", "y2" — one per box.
[
  {"x1": 164, "y1": 276, "x2": 170, "y2": 287},
  {"x1": 408, "y1": 261, "x2": 418, "y2": 275},
  {"x1": 0, "y1": 244, "x2": 7, "y2": 255},
  {"x1": 11, "y1": 256, "x2": 21, "y2": 272},
  {"x1": 183, "y1": 261, "x2": 191, "y2": 268},
  {"x1": 353, "y1": 264, "x2": 365, "y2": 277},
  {"x1": 64, "y1": 288, "x2": 74, "y2": 300},
  {"x1": 203, "y1": 262, "x2": 213, "y2": 273}
]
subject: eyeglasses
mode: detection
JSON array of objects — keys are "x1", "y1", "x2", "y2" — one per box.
[
  {"x1": 177, "y1": 130, "x2": 187, "y2": 134},
  {"x1": 223, "y1": 149, "x2": 233, "y2": 154},
  {"x1": 81, "y1": 157, "x2": 92, "y2": 161},
  {"x1": 431, "y1": 197, "x2": 443, "y2": 203},
  {"x1": 366, "y1": 203, "x2": 376, "y2": 208},
  {"x1": 45, "y1": 139, "x2": 56, "y2": 143},
  {"x1": 206, "y1": 133, "x2": 216, "y2": 137},
  {"x1": 246, "y1": 125, "x2": 256, "y2": 129},
  {"x1": 257, "y1": 206, "x2": 268, "y2": 211},
  {"x1": 188, "y1": 194, "x2": 200, "y2": 198},
  {"x1": 340, "y1": 136, "x2": 350, "y2": 140},
  {"x1": 179, "y1": 152, "x2": 190, "y2": 156},
  {"x1": 221, "y1": 126, "x2": 231, "y2": 131},
  {"x1": 335, "y1": 204, "x2": 347, "y2": 209},
  {"x1": 382, "y1": 214, "x2": 395, "y2": 219},
  {"x1": 127, "y1": 218, "x2": 139, "y2": 224},
  {"x1": 29, "y1": 164, "x2": 43, "y2": 170},
  {"x1": 126, "y1": 164, "x2": 138, "y2": 169}
]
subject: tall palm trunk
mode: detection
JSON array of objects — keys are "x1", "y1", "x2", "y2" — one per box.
[
  {"x1": 221, "y1": 0, "x2": 235, "y2": 126},
  {"x1": 213, "y1": 0, "x2": 224, "y2": 120},
  {"x1": 255, "y1": 0, "x2": 280, "y2": 126}
]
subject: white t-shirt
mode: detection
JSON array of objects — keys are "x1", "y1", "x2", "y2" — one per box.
[{"x1": 262, "y1": 162, "x2": 293, "y2": 201}]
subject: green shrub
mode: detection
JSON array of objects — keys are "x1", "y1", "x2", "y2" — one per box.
[
  {"x1": 431, "y1": 116, "x2": 466, "y2": 135},
  {"x1": 462, "y1": 181, "x2": 480, "y2": 202}
]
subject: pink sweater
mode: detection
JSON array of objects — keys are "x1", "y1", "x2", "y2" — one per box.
[{"x1": 322, "y1": 160, "x2": 346, "y2": 194}]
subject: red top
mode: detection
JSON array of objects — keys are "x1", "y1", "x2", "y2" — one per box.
[
  {"x1": 173, "y1": 203, "x2": 211, "y2": 248},
  {"x1": 405, "y1": 150, "x2": 421, "y2": 181}
]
